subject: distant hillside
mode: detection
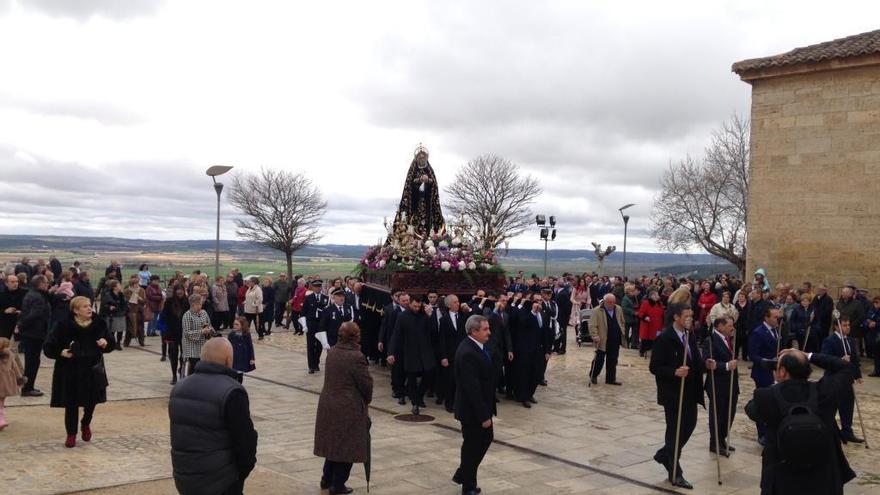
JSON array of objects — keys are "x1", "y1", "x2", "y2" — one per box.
[{"x1": 0, "y1": 234, "x2": 733, "y2": 274}]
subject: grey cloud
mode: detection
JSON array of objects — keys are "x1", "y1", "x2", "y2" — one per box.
[
  {"x1": 19, "y1": 0, "x2": 164, "y2": 21},
  {"x1": 0, "y1": 93, "x2": 144, "y2": 126}
]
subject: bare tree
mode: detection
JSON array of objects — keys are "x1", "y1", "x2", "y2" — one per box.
[
  {"x1": 651, "y1": 114, "x2": 750, "y2": 275},
  {"x1": 444, "y1": 154, "x2": 542, "y2": 250},
  {"x1": 227, "y1": 168, "x2": 327, "y2": 281}
]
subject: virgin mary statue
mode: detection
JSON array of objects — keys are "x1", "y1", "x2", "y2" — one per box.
[{"x1": 394, "y1": 144, "x2": 445, "y2": 236}]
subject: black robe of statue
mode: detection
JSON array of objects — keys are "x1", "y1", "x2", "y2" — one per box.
[{"x1": 395, "y1": 158, "x2": 445, "y2": 236}]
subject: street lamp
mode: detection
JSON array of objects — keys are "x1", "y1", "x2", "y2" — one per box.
[
  {"x1": 536, "y1": 214, "x2": 557, "y2": 277},
  {"x1": 619, "y1": 203, "x2": 635, "y2": 279},
  {"x1": 206, "y1": 165, "x2": 234, "y2": 279}
]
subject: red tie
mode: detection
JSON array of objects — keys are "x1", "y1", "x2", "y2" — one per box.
[{"x1": 725, "y1": 335, "x2": 733, "y2": 353}]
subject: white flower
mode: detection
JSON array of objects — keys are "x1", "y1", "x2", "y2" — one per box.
[
  {"x1": 468, "y1": 261, "x2": 477, "y2": 270},
  {"x1": 377, "y1": 260, "x2": 386, "y2": 269},
  {"x1": 481, "y1": 263, "x2": 491, "y2": 270},
  {"x1": 427, "y1": 246, "x2": 437, "y2": 256},
  {"x1": 441, "y1": 261, "x2": 451, "y2": 271},
  {"x1": 424, "y1": 240, "x2": 434, "y2": 248},
  {"x1": 457, "y1": 260, "x2": 466, "y2": 271},
  {"x1": 452, "y1": 237, "x2": 462, "y2": 246}
]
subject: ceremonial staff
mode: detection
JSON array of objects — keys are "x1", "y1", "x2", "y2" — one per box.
[
  {"x1": 671, "y1": 323, "x2": 690, "y2": 485},
  {"x1": 803, "y1": 308, "x2": 814, "y2": 352},
  {"x1": 708, "y1": 332, "x2": 723, "y2": 485},
  {"x1": 833, "y1": 309, "x2": 870, "y2": 449},
  {"x1": 725, "y1": 330, "x2": 737, "y2": 453}
]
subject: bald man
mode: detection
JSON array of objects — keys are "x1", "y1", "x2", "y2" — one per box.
[{"x1": 169, "y1": 338, "x2": 258, "y2": 495}]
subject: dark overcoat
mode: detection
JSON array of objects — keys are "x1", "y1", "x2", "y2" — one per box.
[
  {"x1": 314, "y1": 342, "x2": 373, "y2": 463},
  {"x1": 43, "y1": 317, "x2": 115, "y2": 408}
]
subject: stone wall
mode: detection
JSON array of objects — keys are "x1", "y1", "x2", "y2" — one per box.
[{"x1": 747, "y1": 63, "x2": 880, "y2": 294}]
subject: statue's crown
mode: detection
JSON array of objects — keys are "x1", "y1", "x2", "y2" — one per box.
[{"x1": 413, "y1": 143, "x2": 429, "y2": 157}]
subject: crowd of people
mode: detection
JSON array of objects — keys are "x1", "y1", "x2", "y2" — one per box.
[{"x1": 0, "y1": 256, "x2": 875, "y2": 494}]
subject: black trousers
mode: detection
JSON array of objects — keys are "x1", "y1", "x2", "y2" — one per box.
[
  {"x1": 514, "y1": 351, "x2": 542, "y2": 401},
  {"x1": 220, "y1": 479, "x2": 244, "y2": 495},
  {"x1": 245, "y1": 313, "x2": 259, "y2": 336},
  {"x1": 274, "y1": 302, "x2": 286, "y2": 327},
  {"x1": 226, "y1": 304, "x2": 237, "y2": 328},
  {"x1": 626, "y1": 322, "x2": 640, "y2": 349},
  {"x1": 657, "y1": 400, "x2": 698, "y2": 479},
  {"x1": 306, "y1": 331, "x2": 323, "y2": 371},
  {"x1": 391, "y1": 355, "x2": 406, "y2": 396},
  {"x1": 458, "y1": 423, "x2": 493, "y2": 491},
  {"x1": 322, "y1": 460, "x2": 353, "y2": 490},
  {"x1": 407, "y1": 369, "x2": 434, "y2": 405},
  {"x1": 213, "y1": 311, "x2": 229, "y2": 330},
  {"x1": 707, "y1": 387, "x2": 737, "y2": 449},
  {"x1": 436, "y1": 363, "x2": 456, "y2": 407},
  {"x1": 290, "y1": 310, "x2": 302, "y2": 332},
  {"x1": 554, "y1": 323, "x2": 568, "y2": 353},
  {"x1": 20, "y1": 337, "x2": 42, "y2": 392},
  {"x1": 186, "y1": 358, "x2": 199, "y2": 377},
  {"x1": 838, "y1": 388, "x2": 855, "y2": 436},
  {"x1": 590, "y1": 344, "x2": 619, "y2": 383},
  {"x1": 64, "y1": 403, "x2": 96, "y2": 436}
]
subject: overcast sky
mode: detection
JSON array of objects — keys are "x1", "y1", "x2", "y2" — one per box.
[{"x1": 1, "y1": 0, "x2": 878, "y2": 251}]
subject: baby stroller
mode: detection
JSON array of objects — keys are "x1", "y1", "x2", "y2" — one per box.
[{"x1": 576, "y1": 307, "x2": 593, "y2": 347}]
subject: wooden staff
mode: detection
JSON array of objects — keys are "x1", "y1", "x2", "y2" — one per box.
[
  {"x1": 708, "y1": 332, "x2": 723, "y2": 485},
  {"x1": 835, "y1": 312, "x2": 870, "y2": 449},
  {"x1": 671, "y1": 328, "x2": 690, "y2": 484},
  {"x1": 726, "y1": 331, "x2": 737, "y2": 452},
  {"x1": 802, "y1": 309, "x2": 815, "y2": 352}
]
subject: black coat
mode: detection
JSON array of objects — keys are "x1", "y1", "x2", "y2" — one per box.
[
  {"x1": 18, "y1": 288, "x2": 51, "y2": 340},
  {"x1": 510, "y1": 306, "x2": 552, "y2": 355},
  {"x1": 43, "y1": 317, "x2": 115, "y2": 408},
  {"x1": 453, "y1": 337, "x2": 496, "y2": 426},
  {"x1": 649, "y1": 327, "x2": 705, "y2": 407},
  {"x1": 485, "y1": 309, "x2": 512, "y2": 362},
  {"x1": 161, "y1": 297, "x2": 190, "y2": 343},
  {"x1": 810, "y1": 293, "x2": 834, "y2": 334},
  {"x1": 389, "y1": 310, "x2": 438, "y2": 373},
  {"x1": 319, "y1": 303, "x2": 355, "y2": 346},
  {"x1": 745, "y1": 353, "x2": 856, "y2": 495},
  {"x1": 555, "y1": 287, "x2": 573, "y2": 329},
  {"x1": 0, "y1": 288, "x2": 25, "y2": 338},
  {"x1": 379, "y1": 303, "x2": 402, "y2": 348},
  {"x1": 438, "y1": 310, "x2": 470, "y2": 362},
  {"x1": 746, "y1": 299, "x2": 771, "y2": 339},
  {"x1": 701, "y1": 331, "x2": 739, "y2": 396}
]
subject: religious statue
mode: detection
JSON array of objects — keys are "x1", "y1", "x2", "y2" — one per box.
[
  {"x1": 591, "y1": 242, "x2": 616, "y2": 275},
  {"x1": 393, "y1": 144, "x2": 445, "y2": 237}
]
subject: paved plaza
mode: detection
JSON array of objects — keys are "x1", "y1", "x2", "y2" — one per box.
[{"x1": 3, "y1": 328, "x2": 879, "y2": 495}]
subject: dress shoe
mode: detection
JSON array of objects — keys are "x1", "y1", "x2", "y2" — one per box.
[
  {"x1": 539, "y1": 380, "x2": 548, "y2": 386},
  {"x1": 606, "y1": 381, "x2": 623, "y2": 386},
  {"x1": 841, "y1": 433, "x2": 865, "y2": 444},
  {"x1": 320, "y1": 478, "x2": 330, "y2": 490},
  {"x1": 392, "y1": 392, "x2": 403, "y2": 399},
  {"x1": 436, "y1": 397, "x2": 444, "y2": 405},
  {"x1": 160, "y1": 355, "x2": 166, "y2": 362},
  {"x1": 522, "y1": 401, "x2": 532, "y2": 409},
  {"x1": 445, "y1": 405, "x2": 455, "y2": 413},
  {"x1": 590, "y1": 376, "x2": 598, "y2": 385},
  {"x1": 495, "y1": 397, "x2": 501, "y2": 403},
  {"x1": 82, "y1": 426, "x2": 92, "y2": 442},
  {"x1": 725, "y1": 444, "x2": 736, "y2": 452},
  {"x1": 65, "y1": 435, "x2": 76, "y2": 448},
  {"x1": 398, "y1": 397, "x2": 406, "y2": 405},
  {"x1": 170, "y1": 378, "x2": 177, "y2": 385},
  {"x1": 329, "y1": 486, "x2": 353, "y2": 495},
  {"x1": 868, "y1": 371, "x2": 880, "y2": 377},
  {"x1": 709, "y1": 446, "x2": 730, "y2": 457},
  {"x1": 308, "y1": 369, "x2": 315, "y2": 375},
  {"x1": 528, "y1": 396, "x2": 537, "y2": 404},
  {"x1": 672, "y1": 476, "x2": 693, "y2": 489},
  {"x1": 463, "y1": 490, "x2": 481, "y2": 495},
  {"x1": 412, "y1": 405, "x2": 420, "y2": 416},
  {"x1": 417, "y1": 401, "x2": 427, "y2": 408},
  {"x1": 652, "y1": 452, "x2": 670, "y2": 472},
  {"x1": 21, "y1": 389, "x2": 43, "y2": 397}
]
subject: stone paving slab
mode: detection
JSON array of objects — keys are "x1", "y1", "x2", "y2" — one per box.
[{"x1": 3, "y1": 328, "x2": 880, "y2": 495}]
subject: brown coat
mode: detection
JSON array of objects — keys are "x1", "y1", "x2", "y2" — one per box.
[
  {"x1": 0, "y1": 350, "x2": 24, "y2": 397},
  {"x1": 314, "y1": 342, "x2": 373, "y2": 463},
  {"x1": 588, "y1": 304, "x2": 626, "y2": 351}
]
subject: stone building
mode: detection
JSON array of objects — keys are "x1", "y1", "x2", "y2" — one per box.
[{"x1": 733, "y1": 29, "x2": 880, "y2": 294}]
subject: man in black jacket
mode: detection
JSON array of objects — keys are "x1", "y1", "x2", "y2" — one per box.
[
  {"x1": 452, "y1": 314, "x2": 495, "y2": 495},
  {"x1": 0, "y1": 274, "x2": 24, "y2": 339},
  {"x1": 745, "y1": 349, "x2": 856, "y2": 495},
  {"x1": 319, "y1": 288, "x2": 355, "y2": 348},
  {"x1": 811, "y1": 285, "x2": 834, "y2": 339},
  {"x1": 379, "y1": 291, "x2": 408, "y2": 402},
  {"x1": 170, "y1": 338, "x2": 257, "y2": 495},
  {"x1": 302, "y1": 280, "x2": 328, "y2": 374},
  {"x1": 702, "y1": 316, "x2": 739, "y2": 456},
  {"x1": 485, "y1": 294, "x2": 513, "y2": 401},
  {"x1": 511, "y1": 295, "x2": 552, "y2": 408},
  {"x1": 388, "y1": 297, "x2": 437, "y2": 415},
  {"x1": 18, "y1": 275, "x2": 51, "y2": 397},
  {"x1": 554, "y1": 279, "x2": 573, "y2": 354},
  {"x1": 649, "y1": 303, "x2": 706, "y2": 489},
  {"x1": 437, "y1": 295, "x2": 471, "y2": 412}
]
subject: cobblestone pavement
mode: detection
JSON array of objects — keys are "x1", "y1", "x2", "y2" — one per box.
[{"x1": 4, "y1": 327, "x2": 880, "y2": 495}]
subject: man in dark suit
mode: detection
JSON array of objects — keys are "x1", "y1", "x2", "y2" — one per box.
[
  {"x1": 379, "y1": 291, "x2": 408, "y2": 403},
  {"x1": 388, "y1": 296, "x2": 438, "y2": 415},
  {"x1": 554, "y1": 279, "x2": 573, "y2": 354},
  {"x1": 749, "y1": 306, "x2": 781, "y2": 444},
  {"x1": 811, "y1": 285, "x2": 834, "y2": 341},
  {"x1": 510, "y1": 295, "x2": 552, "y2": 408},
  {"x1": 745, "y1": 289, "x2": 771, "y2": 354},
  {"x1": 302, "y1": 280, "x2": 328, "y2": 374},
  {"x1": 649, "y1": 303, "x2": 706, "y2": 489},
  {"x1": 702, "y1": 316, "x2": 739, "y2": 456},
  {"x1": 485, "y1": 293, "x2": 513, "y2": 402},
  {"x1": 820, "y1": 315, "x2": 864, "y2": 444},
  {"x1": 452, "y1": 314, "x2": 495, "y2": 495},
  {"x1": 437, "y1": 295, "x2": 472, "y2": 412},
  {"x1": 745, "y1": 349, "x2": 856, "y2": 495},
  {"x1": 319, "y1": 288, "x2": 355, "y2": 347}
]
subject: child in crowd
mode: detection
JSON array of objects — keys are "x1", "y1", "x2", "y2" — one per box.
[
  {"x1": 229, "y1": 316, "x2": 256, "y2": 373},
  {"x1": 56, "y1": 272, "x2": 75, "y2": 299},
  {"x1": 0, "y1": 337, "x2": 26, "y2": 430}
]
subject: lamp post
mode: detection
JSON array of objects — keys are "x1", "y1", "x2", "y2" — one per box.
[
  {"x1": 536, "y1": 214, "x2": 557, "y2": 277},
  {"x1": 206, "y1": 165, "x2": 234, "y2": 279},
  {"x1": 619, "y1": 203, "x2": 635, "y2": 279}
]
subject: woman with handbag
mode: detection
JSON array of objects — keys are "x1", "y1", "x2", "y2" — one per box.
[{"x1": 42, "y1": 296, "x2": 114, "y2": 448}]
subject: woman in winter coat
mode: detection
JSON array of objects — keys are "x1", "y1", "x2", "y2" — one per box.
[
  {"x1": 733, "y1": 291, "x2": 751, "y2": 361},
  {"x1": 636, "y1": 289, "x2": 664, "y2": 357},
  {"x1": 314, "y1": 322, "x2": 372, "y2": 495},
  {"x1": 160, "y1": 286, "x2": 189, "y2": 384},
  {"x1": 696, "y1": 282, "x2": 718, "y2": 341},
  {"x1": 290, "y1": 278, "x2": 307, "y2": 335},
  {"x1": 260, "y1": 277, "x2": 275, "y2": 338},
  {"x1": 211, "y1": 276, "x2": 229, "y2": 330},
  {"x1": 243, "y1": 278, "x2": 263, "y2": 338},
  {"x1": 42, "y1": 296, "x2": 114, "y2": 448},
  {"x1": 707, "y1": 291, "x2": 739, "y2": 328}
]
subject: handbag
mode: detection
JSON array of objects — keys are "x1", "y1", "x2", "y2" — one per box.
[{"x1": 92, "y1": 356, "x2": 109, "y2": 389}]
